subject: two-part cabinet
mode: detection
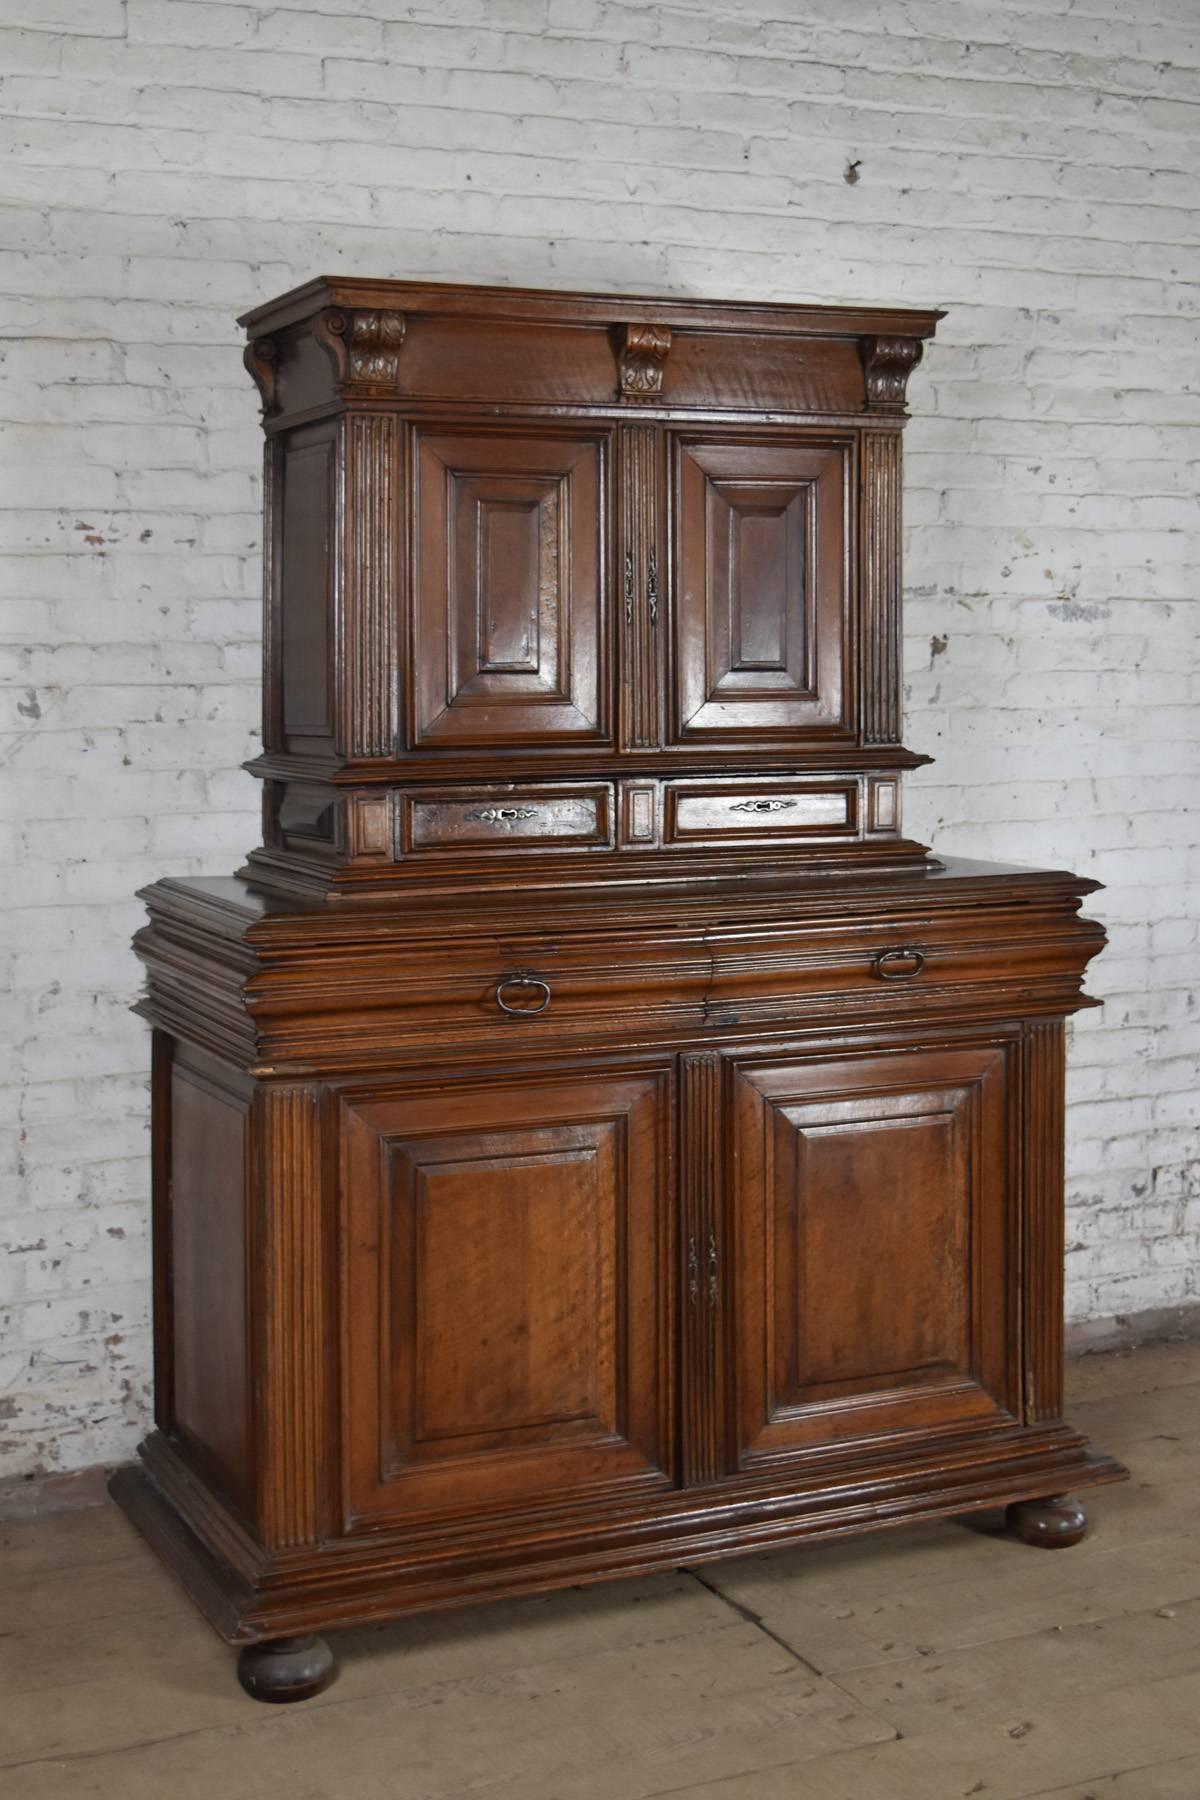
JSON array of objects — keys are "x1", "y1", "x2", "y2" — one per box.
[{"x1": 114, "y1": 279, "x2": 1124, "y2": 1703}]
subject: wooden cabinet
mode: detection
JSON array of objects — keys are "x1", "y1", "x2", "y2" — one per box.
[
  {"x1": 240, "y1": 281, "x2": 944, "y2": 894},
  {"x1": 115, "y1": 279, "x2": 1125, "y2": 1705}
]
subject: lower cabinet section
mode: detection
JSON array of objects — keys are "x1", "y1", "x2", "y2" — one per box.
[
  {"x1": 146, "y1": 1025, "x2": 1119, "y2": 1546},
  {"x1": 340, "y1": 1066, "x2": 675, "y2": 1522},
  {"x1": 118, "y1": 869, "x2": 1127, "y2": 1695}
]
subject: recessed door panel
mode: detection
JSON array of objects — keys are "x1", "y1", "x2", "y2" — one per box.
[
  {"x1": 731, "y1": 1044, "x2": 1016, "y2": 1466},
  {"x1": 413, "y1": 428, "x2": 609, "y2": 747},
  {"x1": 672, "y1": 436, "x2": 853, "y2": 744},
  {"x1": 341, "y1": 1067, "x2": 672, "y2": 1523}
]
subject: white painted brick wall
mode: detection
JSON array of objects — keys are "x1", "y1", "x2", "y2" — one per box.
[{"x1": 1, "y1": 0, "x2": 1197, "y2": 1482}]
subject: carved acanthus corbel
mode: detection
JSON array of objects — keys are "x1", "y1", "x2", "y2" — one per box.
[
  {"x1": 243, "y1": 336, "x2": 280, "y2": 416},
  {"x1": 315, "y1": 308, "x2": 407, "y2": 396},
  {"x1": 861, "y1": 335, "x2": 924, "y2": 412},
  {"x1": 618, "y1": 323, "x2": 672, "y2": 402}
]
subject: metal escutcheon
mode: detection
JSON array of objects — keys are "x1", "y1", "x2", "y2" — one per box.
[
  {"x1": 873, "y1": 947, "x2": 927, "y2": 981},
  {"x1": 495, "y1": 973, "x2": 552, "y2": 1016}
]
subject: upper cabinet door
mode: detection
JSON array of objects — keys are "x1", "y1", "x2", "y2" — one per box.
[
  {"x1": 412, "y1": 426, "x2": 611, "y2": 749},
  {"x1": 670, "y1": 434, "x2": 854, "y2": 746}
]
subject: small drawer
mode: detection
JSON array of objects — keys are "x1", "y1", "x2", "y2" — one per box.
[
  {"x1": 401, "y1": 784, "x2": 615, "y2": 856},
  {"x1": 664, "y1": 780, "x2": 859, "y2": 845}
]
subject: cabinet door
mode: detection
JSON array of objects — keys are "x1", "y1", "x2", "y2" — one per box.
[
  {"x1": 341, "y1": 1066, "x2": 673, "y2": 1524},
  {"x1": 730, "y1": 1044, "x2": 1017, "y2": 1468},
  {"x1": 412, "y1": 426, "x2": 610, "y2": 748},
  {"x1": 671, "y1": 434, "x2": 853, "y2": 745}
]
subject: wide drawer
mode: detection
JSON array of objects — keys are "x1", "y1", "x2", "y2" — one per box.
[
  {"x1": 138, "y1": 863, "x2": 1105, "y2": 1072},
  {"x1": 236, "y1": 915, "x2": 1100, "y2": 1064},
  {"x1": 400, "y1": 784, "x2": 615, "y2": 856}
]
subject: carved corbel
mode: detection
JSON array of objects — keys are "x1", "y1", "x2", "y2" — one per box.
[
  {"x1": 618, "y1": 323, "x2": 672, "y2": 402},
  {"x1": 243, "y1": 336, "x2": 280, "y2": 416},
  {"x1": 861, "y1": 335, "x2": 924, "y2": 412},
  {"x1": 315, "y1": 308, "x2": 407, "y2": 396}
]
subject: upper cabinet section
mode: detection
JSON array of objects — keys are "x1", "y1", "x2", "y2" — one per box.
[
  {"x1": 242, "y1": 277, "x2": 941, "y2": 424},
  {"x1": 241, "y1": 279, "x2": 941, "y2": 860}
]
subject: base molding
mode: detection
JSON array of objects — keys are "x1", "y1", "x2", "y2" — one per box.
[{"x1": 110, "y1": 1425, "x2": 1127, "y2": 1645}]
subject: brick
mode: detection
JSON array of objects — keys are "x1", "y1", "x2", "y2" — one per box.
[{"x1": 4, "y1": 0, "x2": 124, "y2": 33}]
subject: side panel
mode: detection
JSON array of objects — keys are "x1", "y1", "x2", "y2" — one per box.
[
  {"x1": 160, "y1": 1039, "x2": 254, "y2": 1514},
  {"x1": 277, "y1": 424, "x2": 337, "y2": 757}
]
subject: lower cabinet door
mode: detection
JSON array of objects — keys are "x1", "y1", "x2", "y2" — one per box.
[
  {"x1": 340, "y1": 1064, "x2": 674, "y2": 1524},
  {"x1": 730, "y1": 1042, "x2": 1019, "y2": 1467}
]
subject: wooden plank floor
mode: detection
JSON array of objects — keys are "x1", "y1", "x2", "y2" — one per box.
[{"x1": 2, "y1": 1343, "x2": 1198, "y2": 1800}]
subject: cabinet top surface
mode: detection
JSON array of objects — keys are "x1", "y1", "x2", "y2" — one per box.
[
  {"x1": 141, "y1": 857, "x2": 1101, "y2": 938},
  {"x1": 239, "y1": 274, "x2": 945, "y2": 340}
]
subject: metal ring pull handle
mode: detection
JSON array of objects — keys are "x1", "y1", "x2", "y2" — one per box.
[
  {"x1": 873, "y1": 947, "x2": 927, "y2": 981},
  {"x1": 495, "y1": 972, "x2": 552, "y2": 1016}
]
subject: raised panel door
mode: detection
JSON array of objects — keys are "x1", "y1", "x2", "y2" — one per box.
[
  {"x1": 671, "y1": 435, "x2": 853, "y2": 745},
  {"x1": 412, "y1": 426, "x2": 610, "y2": 748},
  {"x1": 341, "y1": 1065, "x2": 673, "y2": 1523},
  {"x1": 730, "y1": 1043, "x2": 1017, "y2": 1468}
]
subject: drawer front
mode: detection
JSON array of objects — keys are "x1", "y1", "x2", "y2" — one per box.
[
  {"x1": 401, "y1": 785, "x2": 615, "y2": 856},
  {"x1": 244, "y1": 901, "x2": 1101, "y2": 1067},
  {"x1": 664, "y1": 780, "x2": 859, "y2": 845},
  {"x1": 277, "y1": 931, "x2": 974, "y2": 1050}
]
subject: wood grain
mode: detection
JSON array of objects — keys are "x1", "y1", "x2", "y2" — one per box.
[
  {"x1": 860, "y1": 430, "x2": 902, "y2": 745},
  {"x1": 257, "y1": 1085, "x2": 328, "y2": 1548},
  {"x1": 1024, "y1": 1019, "x2": 1068, "y2": 1424},
  {"x1": 680, "y1": 1052, "x2": 728, "y2": 1487}
]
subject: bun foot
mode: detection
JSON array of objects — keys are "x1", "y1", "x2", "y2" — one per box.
[
  {"x1": 236, "y1": 1634, "x2": 336, "y2": 1703},
  {"x1": 1007, "y1": 1493, "x2": 1087, "y2": 1549}
]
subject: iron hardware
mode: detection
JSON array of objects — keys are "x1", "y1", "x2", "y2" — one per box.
[{"x1": 495, "y1": 973, "x2": 552, "y2": 1016}]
